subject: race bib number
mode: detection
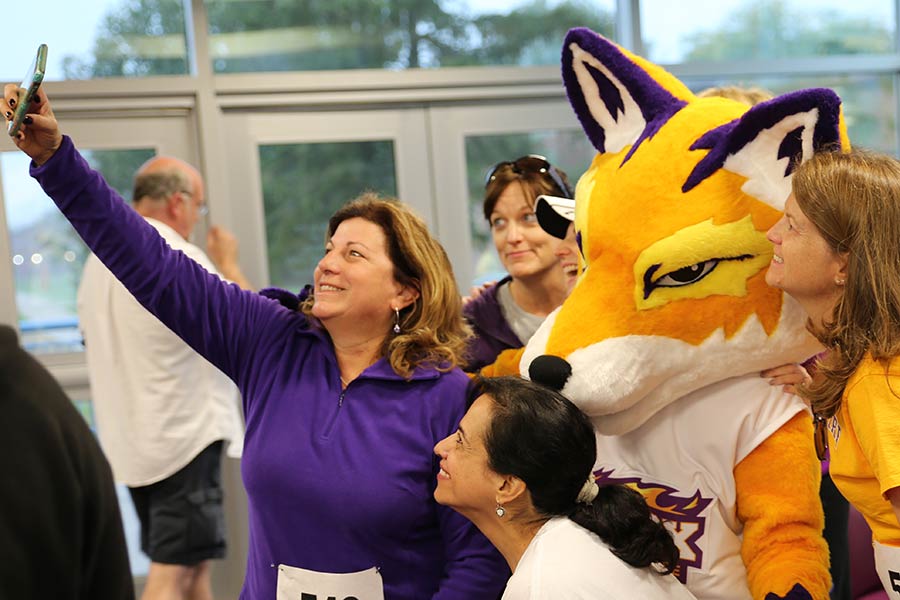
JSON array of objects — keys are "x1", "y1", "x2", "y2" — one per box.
[
  {"x1": 873, "y1": 540, "x2": 900, "y2": 595},
  {"x1": 276, "y1": 564, "x2": 384, "y2": 600}
]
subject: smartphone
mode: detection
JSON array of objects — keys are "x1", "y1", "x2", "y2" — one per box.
[{"x1": 8, "y1": 44, "x2": 48, "y2": 137}]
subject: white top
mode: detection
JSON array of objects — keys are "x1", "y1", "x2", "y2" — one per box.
[
  {"x1": 593, "y1": 374, "x2": 805, "y2": 599},
  {"x1": 502, "y1": 517, "x2": 697, "y2": 600},
  {"x1": 77, "y1": 217, "x2": 244, "y2": 486}
]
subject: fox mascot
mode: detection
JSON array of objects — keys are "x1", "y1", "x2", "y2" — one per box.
[{"x1": 516, "y1": 28, "x2": 848, "y2": 599}]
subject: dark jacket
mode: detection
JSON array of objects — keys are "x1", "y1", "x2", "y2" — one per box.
[
  {"x1": 462, "y1": 276, "x2": 522, "y2": 372},
  {"x1": 0, "y1": 325, "x2": 134, "y2": 600}
]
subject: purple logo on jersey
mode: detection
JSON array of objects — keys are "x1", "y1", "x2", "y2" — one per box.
[{"x1": 595, "y1": 468, "x2": 713, "y2": 583}]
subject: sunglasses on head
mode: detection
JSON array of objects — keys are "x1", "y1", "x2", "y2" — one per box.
[
  {"x1": 485, "y1": 154, "x2": 573, "y2": 199},
  {"x1": 813, "y1": 413, "x2": 829, "y2": 462}
]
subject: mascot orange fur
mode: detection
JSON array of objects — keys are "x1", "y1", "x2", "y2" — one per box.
[{"x1": 515, "y1": 28, "x2": 848, "y2": 599}]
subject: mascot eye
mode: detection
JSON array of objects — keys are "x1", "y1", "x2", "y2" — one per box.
[
  {"x1": 643, "y1": 260, "x2": 719, "y2": 299},
  {"x1": 657, "y1": 260, "x2": 719, "y2": 287}
]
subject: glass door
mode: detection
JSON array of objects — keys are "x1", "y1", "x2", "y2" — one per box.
[
  {"x1": 221, "y1": 108, "x2": 431, "y2": 291},
  {"x1": 0, "y1": 110, "x2": 198, "y2": 586}
]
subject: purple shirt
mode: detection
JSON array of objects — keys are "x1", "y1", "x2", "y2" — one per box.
[
  {"x1": 462, "y1": 277, "x2": 521, "y2": 371},
  {"x1": 33, "y1": 137, "x2": 508, "y2": 600}
]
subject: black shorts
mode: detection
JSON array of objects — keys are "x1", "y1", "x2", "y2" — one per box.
[{"x1": 129, "y1": 440, "x2": 227, "y2": 565}]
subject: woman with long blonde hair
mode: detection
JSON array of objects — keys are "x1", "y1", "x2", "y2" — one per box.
[{"x1": 765, "y1": 148, "x2": 900, "y2": 594}]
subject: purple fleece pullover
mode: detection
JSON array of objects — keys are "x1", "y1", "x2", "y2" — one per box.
[
  {"x1": 462, "y1": 277, "x2": 521, "y2": 371},
  {"x1": 33, "y1": 136, "x2": 508, "y2": 600}
]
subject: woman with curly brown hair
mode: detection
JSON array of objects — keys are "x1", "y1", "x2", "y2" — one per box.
[
  {"x1": 765, "y1": 148, "x2": 900, "y2": 594},
  {"x1": 4, "y1": 84, "x2": 507, "y2": 600}
]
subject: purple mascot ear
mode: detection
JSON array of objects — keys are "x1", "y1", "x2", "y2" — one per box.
[
  {"x1": 561, "y1": 27, "x2": 690, "y2": 155},
  {"x1": 561, "y1": 27, "x2": 847, "y2": 213},
  {"x1": 684, "y1": 89, "x2": 844, "y2": 211}
]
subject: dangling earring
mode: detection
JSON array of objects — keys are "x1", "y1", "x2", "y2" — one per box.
[
  {"x1": 495, "y1": 504, "x2": 505, "y2": 518},
  {"x1": 393, "y1": 306, "x2": 401, "y2": 334}
]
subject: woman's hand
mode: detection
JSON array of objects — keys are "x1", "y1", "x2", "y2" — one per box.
[
  {"x1": 207, "y1": 225, "x2": 254, "y2": 290},
  {"x1": 3, "y1": 83, "x2": 62, "y2": 166},
  {"x1": 462, "y1": 281, "x2": 495, "y2": 306},
  {"x1": 761, "y1": 363, "x2": 812, "y2": 396}
]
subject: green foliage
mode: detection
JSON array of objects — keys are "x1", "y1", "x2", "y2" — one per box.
[
  {"x1": 64, "y1": 0, "x2": 614, "y2": 75},
  {"x1": 208, "y1": 0, "x2": 611, "y2": 71},
  {"x1": 684, "y1": 0, "x2": 892, "y2": 61},
  {"x1": 688, "y1": 75, "x2": 896, "y2": 154},
  {"x1": 207, "y1": 0, "x2": 404, "y2": 71},
  {"x1": 463, "y1": 0, "x2": 613, "y2": 67},
  {"x1": 63, "y1": 0, "x2": 189, "y2": 78}
]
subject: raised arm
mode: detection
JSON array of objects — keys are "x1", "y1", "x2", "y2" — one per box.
[{"x1": 4, "y1": 84, "x2": 293, "y2": 390}]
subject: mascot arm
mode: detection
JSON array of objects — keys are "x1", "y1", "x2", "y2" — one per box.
[
  {"x1": 735, "y1": 412, "x2": 830, "y2": 600},
  {"x1": 478, "y1": 347, "x2": 525, "y2": 378}
]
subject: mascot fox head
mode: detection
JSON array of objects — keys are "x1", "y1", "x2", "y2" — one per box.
[{"x1": 522, "y1": 28, "x2": 850, "y2": 435}]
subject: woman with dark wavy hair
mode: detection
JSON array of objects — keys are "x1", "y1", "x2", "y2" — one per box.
[{"x1": 434, "y1": 376, "x2": 695, "y2": 598}]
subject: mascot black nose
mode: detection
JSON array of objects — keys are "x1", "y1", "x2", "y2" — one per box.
[{"x1": 529, "y1": 355, "x2": 572, "y2": 392}]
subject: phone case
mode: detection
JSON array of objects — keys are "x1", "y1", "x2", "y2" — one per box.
[{"x1": 8, "y1": 44, "x2": 48, "y2": 137}]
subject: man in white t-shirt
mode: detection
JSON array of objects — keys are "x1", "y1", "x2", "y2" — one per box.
[{"x1": 77, "y1": 156, "x2": 251, "y2": 600}]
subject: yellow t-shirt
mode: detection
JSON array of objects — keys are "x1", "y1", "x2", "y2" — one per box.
[{"x1": 829, "y1": 355, "x2": 900, "y2": 545}]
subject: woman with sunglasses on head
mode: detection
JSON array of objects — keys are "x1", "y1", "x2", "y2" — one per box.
[
  {"x1": 464, "y1": 156, "x2": 573, "y2": 372},
  {"x1": 4, "y1": 85, "x2": 507, "y2": 600},
  {"x1": 434, "y1": 376, "x2": 696, "y2": 599},
  {"x1": 765, "y1": 148, "x2": 900, "y2": 594}
]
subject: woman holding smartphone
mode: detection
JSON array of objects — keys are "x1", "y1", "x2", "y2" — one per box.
[{"x1": 4, "y1": 84, "x2": 507, "y2": 600}]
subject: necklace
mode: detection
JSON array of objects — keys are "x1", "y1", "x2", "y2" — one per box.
[{"x1": 340, "y1": 375, "x2": 351, "y2": 388}]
